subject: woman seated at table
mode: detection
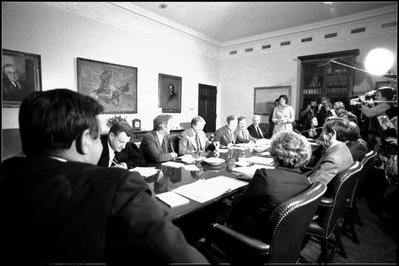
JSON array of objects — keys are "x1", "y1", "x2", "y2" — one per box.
[
  {"x1": 235, "y1": 116, "x2": 256, "y2": 144},
  {"x1": 225, "y1": 131, "x2": 312, "y2": 241}
]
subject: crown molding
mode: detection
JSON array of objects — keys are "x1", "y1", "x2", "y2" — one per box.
[
  {"x1": 220, "y1": 5, "x2": 397, "y2": 47},
  {"x1": 110, "y1": 2, "x2": 221, "y2": 46}
]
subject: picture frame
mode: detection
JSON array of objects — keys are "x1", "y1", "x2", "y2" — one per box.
[
  {"x1": 77, "y1": 57, "x2": 137, "y2": 114},
  {"x1": 2, "y1": 49, "x2": 42, "y2": 108},
  {"x1": 158, "y1": 73, "x2": 182, "y2": 113},
  {"x1": 254, "y1": 86, "x2": 291, "y2": 115}
]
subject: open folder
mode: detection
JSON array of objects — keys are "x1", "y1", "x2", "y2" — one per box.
[
  {"x1": 173, "y1": 176, "x2": 247, "y2": 203},
  {"x1": 156, "y1": 191, "x2": 190, "y2": 208}
]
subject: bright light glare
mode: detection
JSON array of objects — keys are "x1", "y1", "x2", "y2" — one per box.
[{"x1": 365, "y1": 48, "x2": 395, "y2": 76}]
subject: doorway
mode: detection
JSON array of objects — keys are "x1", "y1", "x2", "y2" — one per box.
[{"x1": 198, "y1": 84, "x2": 217, "y2": 133}]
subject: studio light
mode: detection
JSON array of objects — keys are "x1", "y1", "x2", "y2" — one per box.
[{"x1": 364, "y1": 48, "x2": 395, "y2": 76}]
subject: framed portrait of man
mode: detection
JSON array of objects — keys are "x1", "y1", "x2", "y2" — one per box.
[
  {"x1": 2, "y1": 49, "x2": 42, "y2": 108},
  {"x1": 158, "y1": 73, "x2": 182, "y2": 113}
]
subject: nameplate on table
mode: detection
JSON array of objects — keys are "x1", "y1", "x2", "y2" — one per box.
[
  {"x1": 173, "y1": 176, "x2": 247, "y2": 203},
  {"x1": 156, "y1": 191, "x2": 190, "y2": 208},
  {"x1": 161, "y1": 161, "x2": 185, "y2": 168}
]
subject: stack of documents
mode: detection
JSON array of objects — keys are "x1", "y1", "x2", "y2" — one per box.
[
  {"x1": 156, "y1": 191, "x2": 190, "y2": 208},
  {"x1": 173, "y1": 176, "x2": 247, "y2": 203},
  {"x1": 232, "y1": 164, "x2": 275, "y2": 179}
]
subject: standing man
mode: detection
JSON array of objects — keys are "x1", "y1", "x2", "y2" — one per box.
[
  {"x1": 179, "y1": 116, "x2": 209, "y2": 155},
  {"x1": 3, "y1": 63, "x2": 33, "y2": 101},
  {"x1": 140, "y1": 114, "x2": 178, "y2": 163},
  {"x1": 0, "y1": 89, "x2": 207, "y2": 264},
  {"x1": 247, "y1": 115, "x2": 269, "y2": 139},
  {"x1": 214, "y1": 115, "x2": 238, "y2": 147},
  {"x1": 97, "y1": 121, "x2": 146, "y2": 169}
]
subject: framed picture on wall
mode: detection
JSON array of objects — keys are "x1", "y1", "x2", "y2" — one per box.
[
  {"x1": 254, "y1": 86, "x2": 291, "y2": 115},
  {"x1": 158, "y1": 73, "x2": 182, "y2": 113},
  {"x1": 2, "y1": 49, "x2": 42, "y2": 108},
  {"x1": 77, "y1": 57, "x2": 138, "y2": 114}
]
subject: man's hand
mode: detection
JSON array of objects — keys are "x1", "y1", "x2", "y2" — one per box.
[{"x1": 113, "y1": 162, "x2": 128, "y2": 169}]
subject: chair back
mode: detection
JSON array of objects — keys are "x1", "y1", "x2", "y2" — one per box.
[
  {"x1": 266, "y1": 181, "x2": 327, "y2": 263},
  {"x1": 169, "y1": 135, "x2": 180, "y2": 154},
  {"x1": 357, "y1": 150, "x2": 378, "y2": 194},
  {"x1": 316, "y1": 161, "x2": 363, "y2": 236},
  {"x1": 345, "y1": 150, "x2": 377, "y2": 207}
]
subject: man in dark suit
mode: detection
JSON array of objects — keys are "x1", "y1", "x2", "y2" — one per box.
[
  {"x1": 214, "y1": 115, "x2": 238, "y2": 147},
  {"x1": 247, "y1": 115, "x2": 269, "y2": 139},
  {"x1": 0, "y1": 89, "x2": 207, "y2": 264},
  {"x1": 97, "y1": 121, "x2": 146, "y2": 169},
  {"x1": 140, "y1": 114, "x2": 178, "y2": 164},
  {"x1": 3, "y1": 63, "x2": 33, "y2": 101}
]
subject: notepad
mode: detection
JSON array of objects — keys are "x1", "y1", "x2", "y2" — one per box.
[
  {"x1": 156, "y1": 191, "x2": 190, "y2": 208},
  {"x1": 183, "y1": 164, "x2": 200, "y2": 171},
  {"x1": 173, "y1": 176, "x2": 247, "y2": 203}
]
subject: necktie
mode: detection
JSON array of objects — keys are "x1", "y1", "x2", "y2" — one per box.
[
  {"x1": 257, "y1": 126, "x2": 263, "y2": 138},
  {"x1": 195, "y1": 133, "x2": 202, "y2": 151},
  {"x1": 110, "y1": 151, "x2": 117, "y2": 166},
  {"x1": 243, "y1": 131, "x2": 247, "y2": 139}
]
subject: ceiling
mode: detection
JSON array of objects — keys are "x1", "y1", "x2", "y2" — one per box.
[{"x1": 127, "y1": 2, "x2": 396, "y2": 43}]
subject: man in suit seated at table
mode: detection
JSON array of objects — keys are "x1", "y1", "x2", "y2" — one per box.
[
  {"x1": 307, "y1": 118, "x2": 354, "y2": 185},
  {"x1": 97, "y1": 121, "x2": 146, "y2": 169},
  {"x1": 140, "y1": 114, "x2": 178, "y2": 164},
  {"x1": 247, "y1": 115, "x2": 268, "y2": 140},
  {"x1": 215, "y1": 115, "x2": 238, "y2": 147},
  {"x1": 179, "y1": 116, "x2": 209, "y2": 155},
  {"x1": 0, "y1": 89, "x2": 207, "y2": 264}
]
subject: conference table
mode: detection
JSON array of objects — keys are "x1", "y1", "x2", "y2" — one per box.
[{"x1": 137, "y1": 140, "x2": 320, "y2": 242}]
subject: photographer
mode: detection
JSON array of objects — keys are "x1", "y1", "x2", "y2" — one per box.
[{"x1": 358, "y1": 87, "x2": 396, "y2": 151}]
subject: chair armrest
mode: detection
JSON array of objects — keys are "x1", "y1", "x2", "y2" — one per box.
[
  {"x1": 320, "y1": 197, "x2": 334, "y2": 207},
  {"x1": 209, "y1": 223, "x2": 270, "y2": 257}
]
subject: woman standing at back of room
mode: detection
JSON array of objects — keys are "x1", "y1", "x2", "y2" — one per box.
[{"x1": 272, "y1": 94, "x2": 295, "y2": 136}]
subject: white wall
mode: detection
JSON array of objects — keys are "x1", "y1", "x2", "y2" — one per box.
[
  {"x1": 2, "y1": 3, "x2": 396, "y2": 131},
  {"x1": 218, "y1": 9, "x2": 397, "y2": 125},
  {"x1": 1, "y1": 2, "x2": 219, "y2": 131}
]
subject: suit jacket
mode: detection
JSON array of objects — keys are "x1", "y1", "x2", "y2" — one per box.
[
  {"x1": 247, "y1": 124, "x2": 268, "y2": 139},
  {"x1": 178, "y1": 128, "x2": 208, "y2": 155},
  {"x1": 227, "y1": 166, "x2": 310, "y2": 242},
  {"x1": 346, "y1": 140, "x2": 368, "y2": 162},
  {"x1": 0, "y1": 155, "x2": 207, "y2": 264},
  {"x1": 214, "y1": 125, "x2": 237, "y2": 146},
  {"x1": 3, "y1": 78, "x2": 32, "y2": 101},
  {"x1": 308, "y1": 141, "x2": 354, "y2": 185},
  {"x1": 98, "y1": 134, "x2": 146, "y2": 169},
  {"x1": 235, "y1": 128, "x2": 255, "y2": 144},
  {"x1": 140, "y1": 131, "x2": 175, "y2": 163}
]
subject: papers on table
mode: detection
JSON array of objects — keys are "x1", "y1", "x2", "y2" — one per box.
[
  {"x1": 232, "y1": 164, "x2": 276, "y2": 179},
  {"x1": 183, "y1": 164, "x2": 200, "y2": 171},
  {"x1": 173, "y1": 176, "x2": 247, "y2": 203},
  {"x1": 156, "y1": 191, "x2": 190, "y2": 208},
  {"x1": 129, "y1": 167, "x2": 159, "y2": 177},
  {"x1": 246, "y1": 156, "x2": 274, "y2": 166},
  {"x1": 161, "y1": 161, "x2": 185, "y2": 168},
  {"x1": 218, "y1": 148, "x2": 229, "y2": 153}
]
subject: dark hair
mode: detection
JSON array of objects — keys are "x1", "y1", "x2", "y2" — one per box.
[
  {"x1": 344, "y1": 122, "x2": 361, "y2": 141},
  {"x1": 226, "y1": 115, "x2": 237, "y2": 124},
  {"x1": 278, "y1": 94, "x2": 289, "y2": 104},
  {"x1": 19, "y1": 89, "x2": 104, "y2": 156},
  {"x1": 377, "y1": 86, "x2": 395, "y2": 101},
  {"x1": 237, "y1": 116, "x2": 247, "y2": 123},
  {"x1": 109, "y1": 122, "x2": 132, "y2": 138},
  {"x1": 153, "y1": 114, "x2": 172, "y2": 131},
  {"x1": 323, "y1": 118, "x2": 348, "y2": 141}
]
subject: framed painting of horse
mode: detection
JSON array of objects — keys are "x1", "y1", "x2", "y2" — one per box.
[{"x1": 77, "y1": 57, "x2": 137, "y2": 114}]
